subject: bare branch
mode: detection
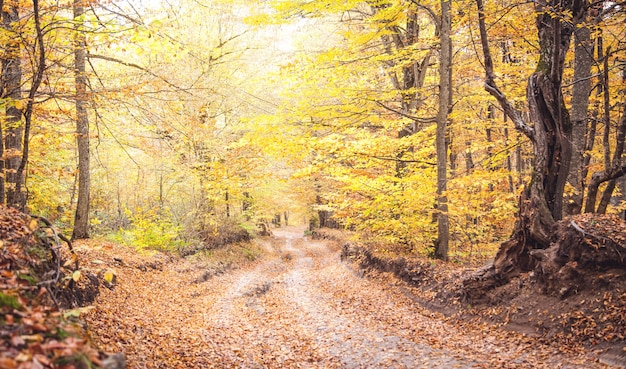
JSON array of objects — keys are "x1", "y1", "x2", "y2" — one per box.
[
  {"x1": 407, "y1": 0, "x2": 441, "y2": 34},
  {"x1": 475, "y1": 0, "x2": 534, "y2": 140},
  {"x1": 86, "y1": 53, "x2": 193, "y2": 94},
  {"x1": 357, "y1": 152, "x2": 437, "y2": 166},
  {"x1": 373, "y1": 100, "x2": 437, "y2": 124}
]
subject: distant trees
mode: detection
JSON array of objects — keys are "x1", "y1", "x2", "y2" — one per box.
[
  {"x1": 255, "y1": 0, "x2": 625, "y2": 261},
  {"x1": 373, "y1": 0, "x2": 452, "y2": 259}
]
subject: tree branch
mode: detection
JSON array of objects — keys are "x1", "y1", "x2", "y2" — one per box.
[
  {"x1": 15, "y1": 0, "x2": 47, "y2": 208},
  {"x1": 356, "y1": 152, "x2": 437, "y2": 166},
  {"x1": 475, "y1": 0, "x2": 534, "y2": 140},
  {"x1": 373, "y1": 100, "x2": 437, "y2": 124},
  {"x1": 86, "y1": 53, "x2": 192, "y2": 94},
  {"x1": 407, "y1": 0, "x2": 441, "y2": 34}
]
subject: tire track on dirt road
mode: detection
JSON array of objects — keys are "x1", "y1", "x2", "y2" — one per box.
[
  {"x1": 242, "y1": 228, "x2": 601, "y2": 368},
  {"x1": 278, "y1": 235, "x2": 476, "y2": 368}
]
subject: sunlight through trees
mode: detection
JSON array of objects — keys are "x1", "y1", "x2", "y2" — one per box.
[{"x1": 0, "y1": 0, "x2": 624, "y2": 261}]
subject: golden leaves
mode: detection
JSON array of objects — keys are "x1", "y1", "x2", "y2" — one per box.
[
  {"x1": 72, "y1": 270, "x2": 82, "y2": 282},
  {"x1": 103, "y1": 269, "x2": 116, "y2": 284}
]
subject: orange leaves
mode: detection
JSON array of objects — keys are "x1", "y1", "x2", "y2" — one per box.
[
  {"x1": 80, "y1": 228, "x2": 603, "y2": 369},
  {"x1": 0, "y1": 356, "x2": 18, "y2": 369}
]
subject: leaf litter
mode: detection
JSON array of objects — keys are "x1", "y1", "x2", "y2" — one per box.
[{"x1": 81, "y1": 227, "x2": 608, "y2": 368}]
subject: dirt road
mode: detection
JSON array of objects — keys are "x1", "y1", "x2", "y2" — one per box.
[{"x1": 86, "y1": 228, "x2": 602, "y2": 368}]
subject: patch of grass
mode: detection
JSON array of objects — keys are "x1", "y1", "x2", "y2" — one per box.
[
  {"x1": 55, "y1": 327, "x2": 71, "y2": 340},
  {"x1": 107, "y1": 207, "x2": 189, "y2": 253},
  {"x1": 55, "y1": 353, "x2": 98, "y2": 369},
  {"x1": 189, "y1": 240, "x2": 266, "y2": 267},
  {"x1": 242, "y1": 247, "x2": 259, "y2": 261},
  {"x1": 18, "y1": 273, "x2": 38, "y2": 286},
  {"x1": 26, "y1": 243, "x2": 49, "y2": 259},
  {"x1": 0, "y1": 292, "x2": 20, "y2": 309},
  {"x1": 108, "y1": 224, "x2": 188, "y2": 253}
]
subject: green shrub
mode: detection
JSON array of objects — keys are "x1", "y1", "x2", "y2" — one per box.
[{"x1": 109, "y1": 207, "x2": 187, "y2": 252}]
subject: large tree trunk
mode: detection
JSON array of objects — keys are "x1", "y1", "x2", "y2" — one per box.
[
  {"x1": 1, "y1": 1, "x2": 23, "y2": 208},
  {"x1": 72, "y1": 0, "x2": 91, "y2": 240},
  {"x1": 435, "y1": 0, "x2": 452, "y2": 260},
  {"x1": 468, "y1": 0, "x2": 585, "y2": 290},
  {"x1": 494, "y1": 5, "x2": 578, "y2": 274}
]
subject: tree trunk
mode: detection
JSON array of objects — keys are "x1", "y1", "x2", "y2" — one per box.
[
  {"x1": 72, "y1": 0, "x2": 91, "y2": 240},
  {"x1": 465, "y1": 140, "x2": 474, "y2": 172},
  {"x1": 493, "y1": 6, "x2": 577, "y2": 275},
  {"x1": 435, "y1": 0, "x2": 451, "y2": 260},
  {"x1": 504, "y1": 127, "x2": 515, "y2": 193},
  {"x1": 618, "y1": 68, "x2": 626, "y2": 220},
  {"x1": 225, "y1": 189, "x2": 230, "y2": 218},
  {"x1": 13, "y1": 0, "x2": 46, "y2": 212},
  {"x1": 619, "y1": 176, "x2": 626, "y2": 220},
  {"x1": 1, "y1": 2, "x2": 23, "y2": 208},
  {"x1": 585, "y1": 91, "x2": 626, "y2": 214},
  {"x1": 469, "y1": 0, "x2": 584, "y2": 288},
  {"x1": 566, "y1": 23, "x2": 594, "y2": 216}
]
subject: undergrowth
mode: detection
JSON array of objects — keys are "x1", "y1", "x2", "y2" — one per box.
[{"x1": 107, "y1": 207, "x2": 187, "y2": 252}]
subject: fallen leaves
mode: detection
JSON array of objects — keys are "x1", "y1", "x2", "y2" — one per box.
[
  {"x1": 83, "y1": 228, "x2": 604, "y2": 368},
  {"x1": 0, "y1": 206, "x2": 104, "y2": 368}
]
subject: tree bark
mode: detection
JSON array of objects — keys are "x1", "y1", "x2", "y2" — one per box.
[
  {"x1": 72, "y1": 0, "x2": 91, "y2": 240},
  {"x1": 583, "y1": 40, "x2": 626, "y2": 214},
  {"x1": 617, "y1": 66, "x2": 626, "y2": 219},
  {"x1": 1, "y1": 1, "x2": 23, "y2": 208},
  {"x1": 435, "y1": 0, "x2": 452, "y2": 260},
  {"x1": 225, "y1": 189, "x2": 230, "y2": 218},
  {"x1": 581, "y1": 38, "x2": 601, "y2": 199},
  {"x1": 13, "y1": 0, "x2": 46, "y2": 212},
  {"x1": 566, "y1": 22, "x2": 594, "y2": 216},
  {"x1": 595, "y1": 48, "x2": 624, "y2": 214}
]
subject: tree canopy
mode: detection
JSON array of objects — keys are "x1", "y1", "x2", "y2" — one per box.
[{"x1": 0, "y1": 0, "x2": 624, "y2": 260}]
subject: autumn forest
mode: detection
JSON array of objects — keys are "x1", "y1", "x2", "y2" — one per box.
[{"x1": 1, "y1": 0, "x2": 626, "y2": 367}]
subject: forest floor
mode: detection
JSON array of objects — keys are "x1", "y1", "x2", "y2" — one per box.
[{"x1": 80, "y1": 227, "x2": 609, "y2": 368}]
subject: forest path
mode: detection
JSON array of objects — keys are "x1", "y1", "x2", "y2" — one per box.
[{"x1": 85, "y1": 227, "x2": 601, "y2": 369}]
